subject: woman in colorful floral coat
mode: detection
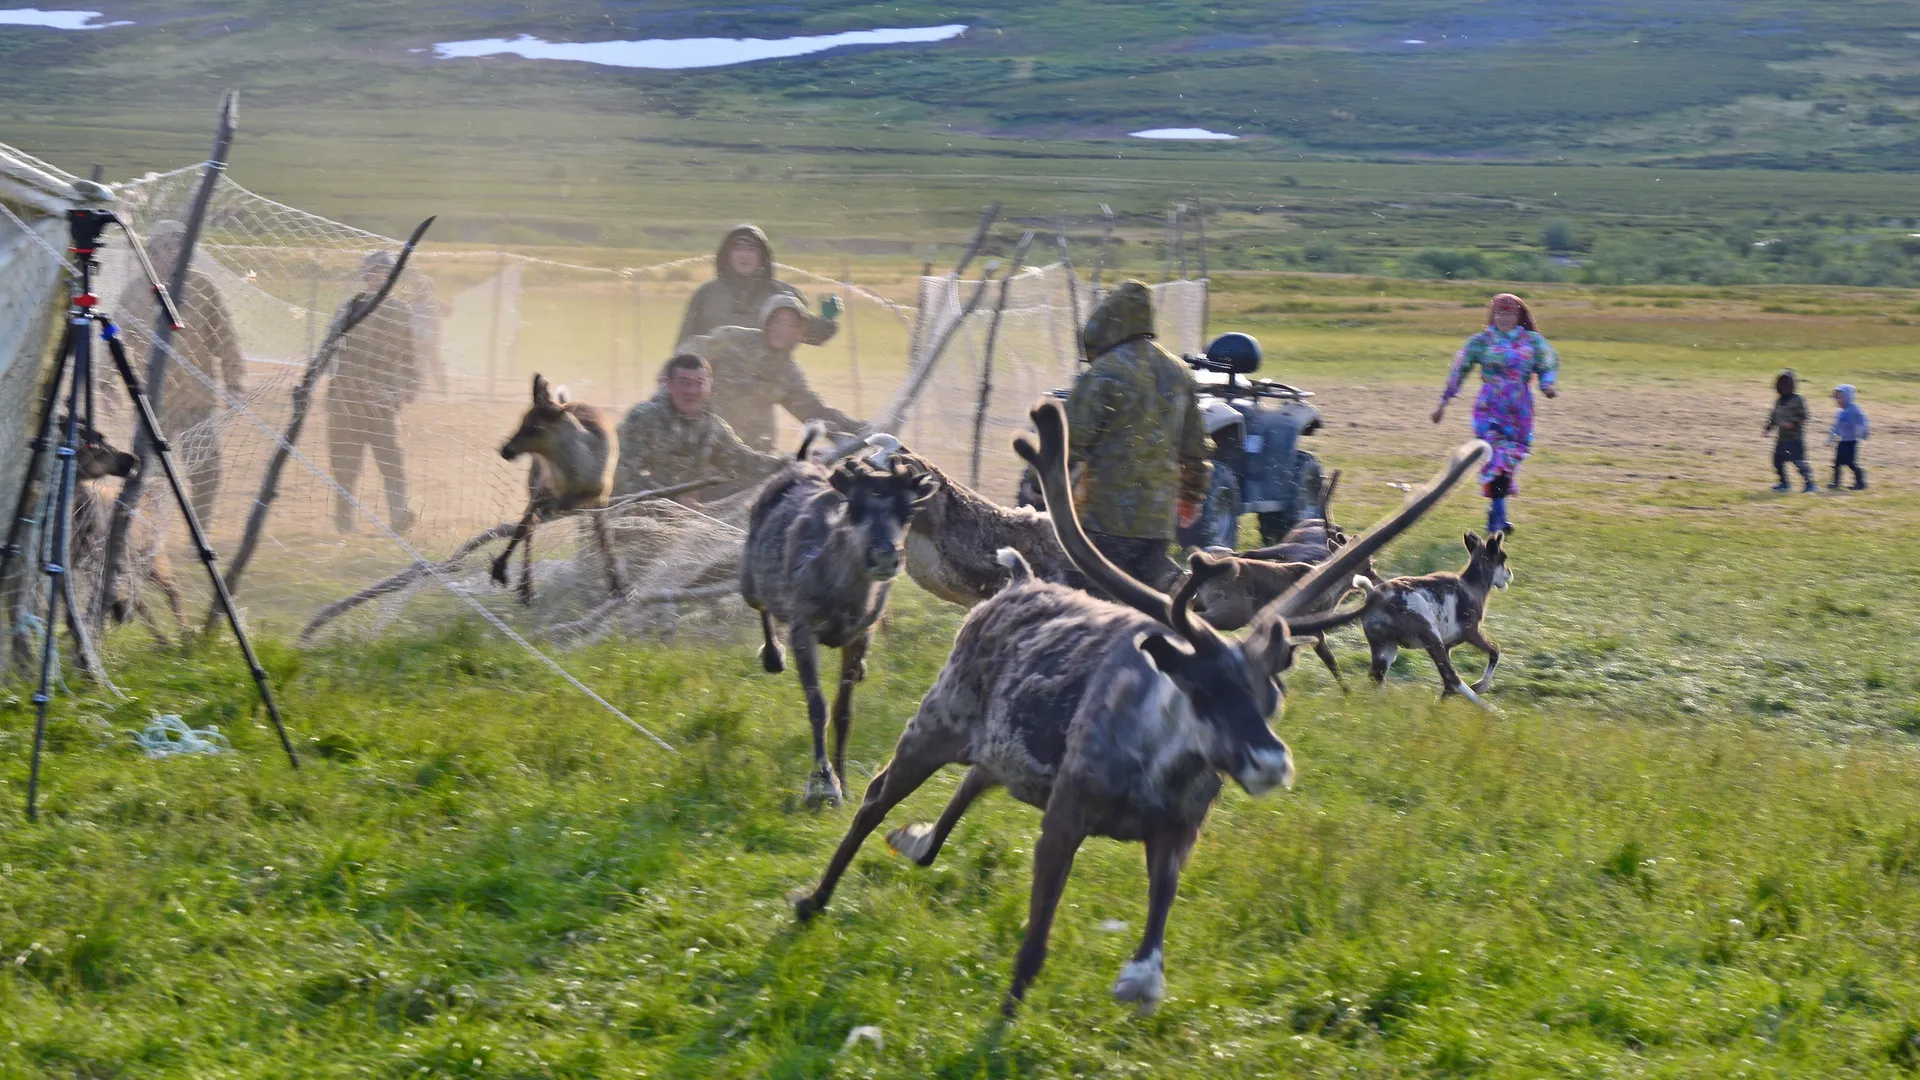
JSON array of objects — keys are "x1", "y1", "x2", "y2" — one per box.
[{"x1": 1431, "y1": 293, "x2": 1559, "y2": 534}]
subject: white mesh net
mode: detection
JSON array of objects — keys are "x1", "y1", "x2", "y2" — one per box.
[{"x1": 0, "y1": 152, "x2": 1206, "y2": 667}]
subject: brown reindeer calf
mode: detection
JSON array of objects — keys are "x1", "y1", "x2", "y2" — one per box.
[
  {"x1": 1186, "y1": 551, "x2": 1382, "y2": 687},
  {"x1": 492, "y1": 374, "x2": 626, "y2": 604},
  {"x1": 1356, "y1": 531, "x2": 1512, "y2": 705},
  {"x1": 69, "y1": 424, "x2": 186, "y2": 639}
]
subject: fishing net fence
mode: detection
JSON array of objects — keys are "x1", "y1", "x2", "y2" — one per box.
[{"x1": 0, "y1": 149, "x2": 1208, "y2": 675}]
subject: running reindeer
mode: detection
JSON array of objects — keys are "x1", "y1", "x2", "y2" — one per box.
[
  {"x1": 857, "y1": 434, "x2": 1086, "y2": 607},
  {"x1": 741, "y1": 426, "x2": 937, "y2": 806},
  {"x1": 1356, "y1": 530, "x2": 1512, "y2": 706},
  {"x1": 69, "y1": 423, "x2": 186, "y2": 639},
  {"x1": 491, "y1": 374, "x2": 627, "y2": 604},
  {"x1": 791, "y1": 399, "x2": 1487, "y2": 1015}
]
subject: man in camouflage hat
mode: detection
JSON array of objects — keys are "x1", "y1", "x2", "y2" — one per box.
[
  {"x1": 676, "y1": 224, "x2": 840, "y2": 347},
  {"x1": 113, "y1": 219, "x2": 249, "y2": 525},
  {"x1": 324, "y1": 251, "x2": 422, "y2": 533},
  {"x1": 1065, "y1": 280, "x2": 1211, "y2": 589},
  {"x1": 676, "y1": 293, "x2": 864, "y2": 452},
  {"x1": 614, "y1": 352, "x2": 788, "y2": 500}
]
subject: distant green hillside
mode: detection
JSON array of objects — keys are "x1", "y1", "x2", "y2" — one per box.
[{"x1": 9, "y1": 0, "x2": 1920, "y2": 166}]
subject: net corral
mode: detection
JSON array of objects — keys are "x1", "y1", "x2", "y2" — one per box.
[{"x1": 0, "y1": 148, "x2": 1208, "y2": 664}]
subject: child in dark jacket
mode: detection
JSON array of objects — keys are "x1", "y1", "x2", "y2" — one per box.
[
  {"x1": 1764, "y1": 369, "x2": 1816, "y2": 493},
  {"x1": 1826, "y1": 384, "x2": 1871, "y2": 491}
]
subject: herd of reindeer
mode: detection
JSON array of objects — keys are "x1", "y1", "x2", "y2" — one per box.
[{"x1": 487, "y1": 369, "x2": 1513, "y2": 1017}]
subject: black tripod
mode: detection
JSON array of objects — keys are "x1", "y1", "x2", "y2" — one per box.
[{"x1": 0, "y1": 194, "x2": 297, "y2": 820}]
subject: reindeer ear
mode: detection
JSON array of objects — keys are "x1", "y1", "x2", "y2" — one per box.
[
  {"x1": 552, "y1": 384, "x2": 572, "y2": 405},
  {"x1": 1463, "y1": 531, "x2": 1481, "y2": 553},
  {"x1": 828, "y1": 467, "x2": 855, "y2": 496},
  {"x1": 1135, "y1": 630, "x2": 1197, "y2": 678},
  {"x1": 531, "y1": 373, "x2": 553, "y2": 408}
]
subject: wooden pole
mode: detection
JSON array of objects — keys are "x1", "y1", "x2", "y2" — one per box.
[
  {"x1": 971, "y1": 233, "x2": 1035, "y2": 488},
  {"x1": 841, "y1": 257, "x2": 863, "y2": 416}
]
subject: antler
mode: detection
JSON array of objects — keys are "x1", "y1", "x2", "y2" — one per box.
[
  {"x1": 1169, "y1": 550, "x2": 1237, "y2": 653},
  {"x1": 1244, "y1": 440, "x2": 1489, "y2": 673},
  {"x1": 1014, "y1": 400, "x2": 1175, "y2": 628}
]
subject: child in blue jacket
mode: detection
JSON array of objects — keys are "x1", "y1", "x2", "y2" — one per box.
[{"x1": 1826, "y1": 384, "x2": 1871, "y2": 491}]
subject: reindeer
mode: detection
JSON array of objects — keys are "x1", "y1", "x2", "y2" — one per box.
[
  {"x1": 742, "y1": 426, "x2": 937, "y2": 806},
  {"x1": 855, "y1": 435, "x2": 1086, "y2": 607},
  {"x1": 791, "y1": 399, "x2": 1487, "y2": 1015},
  {"x1": 1185, "y1": 550, "x2": 1384, "y2": 687},
  {"x1": 491, "y1": 374, "x2": 626, "y2": 604},
  {"x1": 1356, "y1": 530, "x2": 1512, "y2": 706},
  {"x1": 67, "y1": 423, "x2": 187, "y2": 640}
]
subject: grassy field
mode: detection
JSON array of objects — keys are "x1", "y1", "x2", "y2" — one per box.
[{"x1": 5, "y1": 276, "x2": 1920, "y2": 1076}]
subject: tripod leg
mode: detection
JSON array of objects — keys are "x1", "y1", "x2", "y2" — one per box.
[
  {"x1": 26, "y1": 322, "x2": 89, "y2": 821},
  {"x1": 0, "y1": 326, "x2": 74, "y2": 619},
  {"x1": 98, "y1": 320, "x2": 299, "y2": 770}
]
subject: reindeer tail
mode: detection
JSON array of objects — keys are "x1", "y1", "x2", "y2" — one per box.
[
  {"x1": 795, "y1": 421, "x2": 828, "y2": 461},
  {"x1": 996, "y1": 547, "x2": 1033, "y2": 585}
]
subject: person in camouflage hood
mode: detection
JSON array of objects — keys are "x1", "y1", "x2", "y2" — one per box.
[
  {"x1": 113, "y1": 219, "x2": 249, "y2": 525},
  {"x1": 676, "y1": 293, "x2": 864, "y2": 452},
  {"x1": 1065, "y1": 280, "x2": 1211, "y2": 589},
  {"x1": 675, "y1": 224, "x2": 839, "y2": 348},
  {"x1": 615, "y1": 352, "x2": 788, "y2": 499},
  {"x1": 324, "y1": 251, "x2": 423, "y2": 533}
]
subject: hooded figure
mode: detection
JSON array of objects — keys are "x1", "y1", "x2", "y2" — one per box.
[
  {"x1": 113, "y1": 218, "x2": 249, "y2": 525},
  {"x1": 1828, "y1": 383, "x2": 1870, "y2": 490},
  {"x1": 674, "y1": 224, "x2": 839, "y2": 349},
  {"x1": 1764, "y1": 368, "x2": 1815, "y2": 493},
  {"x1": 1063, "y1": 280, "x2": 1211, "y2": 589},
  {"x1": 676, "y1": 293, "x2": 863, "y2": 451}
]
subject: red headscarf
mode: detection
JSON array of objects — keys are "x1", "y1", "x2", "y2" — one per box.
[{"x1": 1488, "y1": 293, "x2": 1537, "y2": 333}]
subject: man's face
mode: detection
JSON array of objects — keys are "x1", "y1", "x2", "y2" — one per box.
[
  {"x1": 727, "y1": 239, "x2": 763, "y2": 277},
  {"x1": 668, "y1": 366, "x2": 712, "y2": 415},
  {"x1": 764, "y1": 309, "x2": 805, "y2": 351}
]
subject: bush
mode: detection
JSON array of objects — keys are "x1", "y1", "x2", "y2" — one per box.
[
  {"x1": 1541, "y1": 217, "x2": 1579, "y2": 252},
  {"x1": 1405, "y1": 248, "x2": 1490, "y2": 280}
]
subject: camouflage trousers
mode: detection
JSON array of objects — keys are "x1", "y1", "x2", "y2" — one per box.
[{"x1": 1087, "y1": 531, "x2": 1181, "y2": 594}]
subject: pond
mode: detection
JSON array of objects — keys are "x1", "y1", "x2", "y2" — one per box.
[
  {"x1": 433, "y1": 24, "x2": 968, "y2": 70},
  {"x1": 1129, "y1": 128, "x2": 1239, "y2": 141},
  {"x1": 0, "y1": 8, "x2": 130, "y2": 28}
]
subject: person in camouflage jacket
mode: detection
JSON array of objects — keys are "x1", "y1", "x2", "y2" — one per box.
[
  {"x1": 675, "y1": 224, "x2": 839, "y2": 348},
  {"x1": 614, "y1": 353, "x2": 788, "y2": 499},
  {"x1": 113, "y1": 220, "x2": 249, "y2": 525},
  {"x1": 1065, "y1": 280, "x2": 1212, "y2": 589},
  {"x1": 676, "y1": 294, "x2": 863, "y2": 452}
]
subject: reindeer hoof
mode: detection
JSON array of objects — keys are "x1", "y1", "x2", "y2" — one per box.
[
  {"x1": 1111, "y1": 949, "x2": 1166, "y2": 1014},
  {"x1": 489, "y1": 558, "x2": 509, "y2": 587},
  {"x1": 760, "y1": 643, "x2": 785, "y2": 674},
  {"x1": 886, "y1": 823, "x2": 938, "y2": 866},
  {"x1": 789, "y1": 888, "x2": 823, "y2": 922},
  {"x1": 804, "y1": 770, "x2": 844, "y2": 808}
]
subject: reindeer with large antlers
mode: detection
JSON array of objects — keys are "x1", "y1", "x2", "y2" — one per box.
[{"x1": 791, "y1": 399, "x2": 1488, "y2": 1016}]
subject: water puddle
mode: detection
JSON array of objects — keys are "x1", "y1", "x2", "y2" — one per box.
[
  {"x1": 0, "y1": 8, "x2": 131, "y2": 28},
  {"x1": 1129, "y1": 128, "x2": 1239, "y2": 141},
  {"x1": 434, "y1": 24, "x2": 967, "y2": 70}
]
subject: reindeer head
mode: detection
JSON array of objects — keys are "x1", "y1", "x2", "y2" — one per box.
[
  {"x1": 1017, "y1": 400, "x2": 1487, "y2": 797},
  {"x1": 1464, "y1": 531, "x2": 1512, "y2": 590},
  {"x1": 829, "y1": 458, "x2": 937, "y2": 581},
  {"x1": 500, "y1": 374, "x2": 576, "y2": 461},
  {"x1": 66, "y1": 419, "x2": 137, "y2": 481}
]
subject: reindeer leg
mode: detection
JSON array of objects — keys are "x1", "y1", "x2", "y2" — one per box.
[
  {"x1": 491, "y1": 507, "x2": 537, "y2": 588},
  {"x1": 757, "y1": 610, "x2": 784, "y2": 673},
  {"x1": 829, "y1": 631, "x2": 869, "y2": 788},
  {"x1": 790, "y1": 626, "x2": 841, "y2": 807},
  {"x1": 132, "y1": 592, "x2": 173, "y2": 648},
  {"x1": 887, "y1": 765, "x2": 997, "y2": 867},
  {"x1": 1113, "y1": 820, "x2": 1201, "y2": 1013},
  {"x1": 1312, "y1": 633, "x2": 1347, "y2": 691},
  {"x1": 1464, "y1": 625, "x2": 1501, "y2": 695},
  {"x1": 1005, "y1": 814, "x2": 1087, "y2": 1016},
  {"x1": 1421, "y1": 633, "x2": 1484, "y2": 706},
  {"x1": 792, "y1": 735, "x2": 950, "y2": 919},
  {"x1": 590, "y1": 511, "x2": 627, "y2": 596}
]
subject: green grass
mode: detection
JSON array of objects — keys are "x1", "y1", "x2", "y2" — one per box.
[{"x1": 7, "y1": 280, "x2": 1920, "y2": 1074}]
